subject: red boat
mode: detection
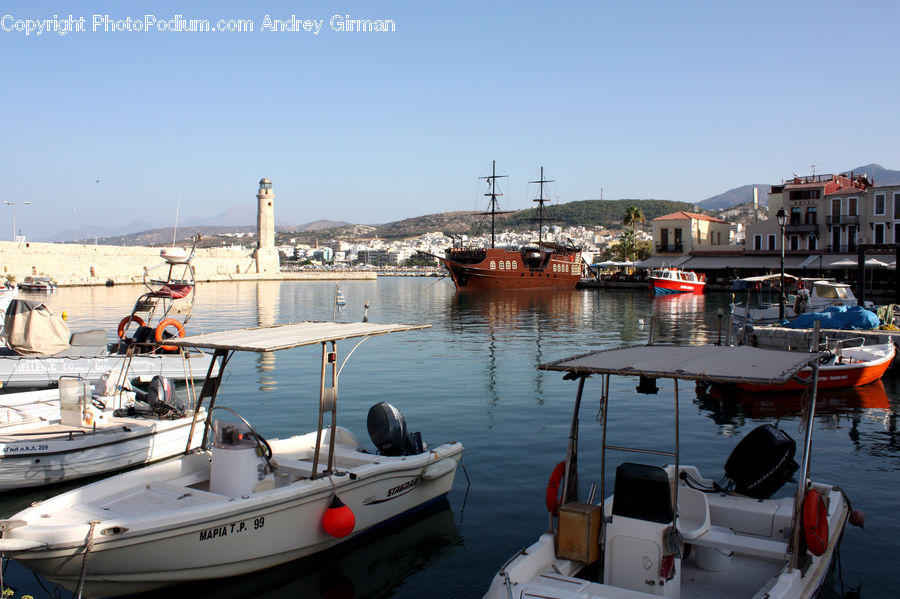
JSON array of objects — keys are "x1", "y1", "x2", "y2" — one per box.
[
  {"x1": 737, "y1": 342, "x2": 895, "y2": 392},
  {"x1": 648, "y1": 268, "x2": 706, "y2": 295},
  {"x1": 439, "y1": 162, "x2": 582, "y2": 291}
]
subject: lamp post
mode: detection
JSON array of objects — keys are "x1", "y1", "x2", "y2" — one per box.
[
  {"x1": 776, "y1": 207, "x2": 787, "y2": 321},
  {"x1": 2, "y1": 201, "x2": 31, "y2": 241}
]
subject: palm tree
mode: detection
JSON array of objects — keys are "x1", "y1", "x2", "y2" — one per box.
[{"x1": 623, "y1": 206, "x2": 645, "y2": 263}]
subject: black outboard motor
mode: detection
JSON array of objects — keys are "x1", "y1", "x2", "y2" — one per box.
[
  {"x1": 367, "y1": 402, "x2": 424, "y2": 456},
  {"x1": 118, "y1": 375, "x2": 186, "y2": 417},
  {"x1": 722, "y1": 424, "x2": 799, "y2": 499}
]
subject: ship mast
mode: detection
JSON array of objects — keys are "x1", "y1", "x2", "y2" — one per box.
[
  {"x1": 530, "y1": 166, "x2": 553, "y2": 246},
  {"x1": 481, "y1": 160, "x2": 509, "y2": 249}
]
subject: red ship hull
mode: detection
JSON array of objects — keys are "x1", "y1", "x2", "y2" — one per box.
[{"x1": 441, "y1": 246, "x2": 582, "y2": 290}]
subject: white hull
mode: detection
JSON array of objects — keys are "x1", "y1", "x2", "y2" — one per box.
[
  {"x1": 1, "y1": 428, "x2": 463, "y2": 597},
  {"x1": 0, "y1": 410, "x2": 204, "y2": 490},
  {"x1": 0, "y1": 348, "x2": 212, "y2": 389},
  {"x1": 485, "y1": 466, "x2": 849, "y2": 599}
]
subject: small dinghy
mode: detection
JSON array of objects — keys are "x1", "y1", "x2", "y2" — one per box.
[
  {"x1": 483, "y1": 341, "x2": 860, "y2": 599},
  {"x1": 0, "y1": 321, "x2": 464, "y2": 597}
]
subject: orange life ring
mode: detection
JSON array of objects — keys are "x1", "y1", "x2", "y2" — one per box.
[
  {"x1": 117, "y1": 315, "x2": 145, "y2": 338},
  {"x1": 154, "y1": 318, "x2": 185, "y2": 351},
  {"x1": 803, "y1": 488, "x2": 829, "y2": 556},
  {"x1": 546, "y1": 461, "x2": 566, "y2": 516}
]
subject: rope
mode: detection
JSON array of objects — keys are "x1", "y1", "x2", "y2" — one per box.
[{"x1": 75, "y1": 520, "x2": 100, "y2": 599}]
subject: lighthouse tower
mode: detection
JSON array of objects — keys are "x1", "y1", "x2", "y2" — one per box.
[{"x1": 253, "y1": 177, "x2": 280, "y2": 274}]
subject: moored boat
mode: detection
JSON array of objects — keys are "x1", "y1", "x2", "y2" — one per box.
[
  {"x1": 483, "y1": 341, "x2": 859, "y2": 599},
  {"x1": 731, "y1": 275, "x2": 858, "y2": 328},
  {"x1": 0, "y1": 321, "x2": 464, "y2": 597},
  {"x1": 648, "y1": 267, "x2": 706, "y2": 294},
  {"x1": 17, "y1": 276, "x2": 57, "y2": 292},
  {"x1": 734, "y1": 339, "x2": 895, "y2": 392},
  {"x1": 439, "y1": 162, "x2": 583, "y2": 290},
  {"x1": 0, "y1": 374, "x2": 204, "y2": 491}
]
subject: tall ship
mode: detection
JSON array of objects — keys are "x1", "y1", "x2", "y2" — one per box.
[{"x1": 439, "y1": 162, "x2": 582, "y2": 290}]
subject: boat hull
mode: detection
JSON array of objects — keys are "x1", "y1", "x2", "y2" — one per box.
[
  {"x1": 649, "y1": 277, "x2": 705, "y2": 295},
  {"x1": 0, "y1": 413, "x2": 204, "y2": 490},
  {"x1": 736, "y1": 343, "x2": 895, "y2": 392},
  {"x1": 0, "y1": 348, "x2": 213, "y2": 389},
  {"x1": 441, "y1": 247, "x2": 581, "y2": 290},
  {"x1": 2, "y1": 434, "x2": 464, "y2": 597}
]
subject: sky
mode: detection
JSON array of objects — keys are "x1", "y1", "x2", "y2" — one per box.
[{"x1": 2, "y1": 0, "x2": 899, "y2": 241}]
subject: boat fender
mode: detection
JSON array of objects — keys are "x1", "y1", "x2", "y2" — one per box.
[
  {"x1": 154, "y1": 318, "x2": 185, "y2": 352},
  {"x1": 117, "y1": 315, "x2": 145, "y2": 339},
  {"x1": 323, "y1": 495, "x2": 355, "y2": 538},
  {"x1": 803, "y1": 488, "x2": 829, "y2": 556},
  {"x1": 545, "y1": 461, "x2": 566, "y2": 516},
  {"x1": 849, "y1": 509, "x2": 866, "y2": 529}
]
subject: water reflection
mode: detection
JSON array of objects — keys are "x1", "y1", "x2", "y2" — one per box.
[
  {"x1": 128, "y1": 501, "x2": 460, "y2": 599},
  {"x1": 256, "y1": 281, "x2": 281, "y2": 391},
  {"x1": 650, "y1": 292, "x2": 717, "y2": 345},
  {"x1": 696, "y1": 380, "x2": 899, "y2": 453}
]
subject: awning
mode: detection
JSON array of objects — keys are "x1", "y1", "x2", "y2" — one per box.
[
  {"x1": 636, "y1": 255, "x2": 691, "y2": 268},
  {"x1": 540, "y1": 344, "x2": 817, "y2": 386},
  {"x1": 676, "y1": 255, "x2": 809, "y2": 269}
]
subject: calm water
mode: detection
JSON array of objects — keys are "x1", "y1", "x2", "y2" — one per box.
[{"x1": 2, "y1": 279, "x2": 897, "y2": 598}]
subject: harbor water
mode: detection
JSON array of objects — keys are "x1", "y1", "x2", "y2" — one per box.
[{"x1": 1, "y1": 279, "x2": 896, "y2": 598}]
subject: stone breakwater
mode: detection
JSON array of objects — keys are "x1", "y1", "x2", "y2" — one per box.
[{"x1": 0, "y1": 241, "x2": 375, "y2": 286}]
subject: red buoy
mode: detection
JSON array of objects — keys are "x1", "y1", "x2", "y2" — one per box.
[
  {"x1": 322, "y1": 495, "x2": 355, "y2": 538},
  {"x1": 849, "y1": 509, "x2": 866, "y2": 529},
  {"x1": 803, "y1": 489, "x2": 829, "y2": 556}
]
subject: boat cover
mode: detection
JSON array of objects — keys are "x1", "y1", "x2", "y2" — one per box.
[
  {"x1": 3, "y1": 299, "x2": 70, "y2": 356},
  {"x1": 786, "y1": 305, "x2": 880, "y2": 330},
  {"x1": 165, "y1": 321, "x2": 429, "y2": 353},
  {"x1": 540, "y1": 344, "x2": 818, "y2": 386}
]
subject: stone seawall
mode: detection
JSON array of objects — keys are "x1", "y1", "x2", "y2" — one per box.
[{"x1": 0, "y1": 241, "x2": 376, "y2": 286}]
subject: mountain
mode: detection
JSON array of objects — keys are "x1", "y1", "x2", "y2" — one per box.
[
  {"x1": 849, "y1": 163, "x2": 900, "y2": 185},
  {"x1": 698, "y1": 184, "x2": 773, "y2": 210}
]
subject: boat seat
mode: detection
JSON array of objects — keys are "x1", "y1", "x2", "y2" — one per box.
[
  {"x1": 677, "y1": 487, "x2": 710, "y2": 540},
  {"x1": 686, "y1": 525, "x2": 787, "y2": 562}
]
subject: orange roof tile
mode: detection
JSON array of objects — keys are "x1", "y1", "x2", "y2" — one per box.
[{"x1": 653, "y1": 211, "x2": 728, "y2": 224}]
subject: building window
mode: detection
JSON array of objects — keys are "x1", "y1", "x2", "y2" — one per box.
[
  {"x1": 875, "y1": 223, "x2": 885, "y2": 244},
  {"x1": 875, "y1": 193, "x2": 886, "y2": 216},
  {"x1": 767, "y1": 234, "x2": 776, "y2": 250},
  {"x1": 790, "y1": 207, "x2": 801, "y2": 225},
  {"x1": 754, "y1": 235, "x2": 762, "y2": 250},
  {"x1": 790, "y1": 235, "x2": 800, "y2": 251},
  {"x1": 848, "y1": 197, "x2": 857, "y2": 216},
  {"x1": 809, "y1": 235, "x2": 817, "y2": 251},
  {"x1": 806, "y1": 206, "x2": 816, "y2": 224},
  {"x1": 894, "y1": 192, "x2": 900, "y2": 219}
]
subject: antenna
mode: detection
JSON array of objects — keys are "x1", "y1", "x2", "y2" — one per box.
[
  {"x1": 810, "y1": 163, "x2": 818, "y2": 178},
  {"x1": 172, "y1": 194, "x2": 181, "y2": 247}
]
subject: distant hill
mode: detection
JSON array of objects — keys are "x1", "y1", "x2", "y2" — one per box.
[
  {"x1": 849, "y1": 163, "x2": 900, "y2": 185},
  {"x1": 698, "y1": 184, "x2": 773, "y2": 210}
]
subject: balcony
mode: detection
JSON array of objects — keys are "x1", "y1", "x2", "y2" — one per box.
[
  {"x1": 655, "y1": 243, "x2": 684, "y2": 254},
  {"x1": 825, "y1": 214, "x2": 859, "y2": 226},
  {"x1": 785, "y1": 223, "x2": 819, "y2": 235},
  {"x1": 826, "y1": 244, "x2": 859, "y2": 253}
]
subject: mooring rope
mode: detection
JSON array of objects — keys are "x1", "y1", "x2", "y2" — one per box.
[{"x1": 75, "y1": 520, "x2": 100, "y2": 599}]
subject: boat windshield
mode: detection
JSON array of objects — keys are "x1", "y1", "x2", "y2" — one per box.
[{"x1": 815, "y1": 284, "x2": 852, "y2": 300}]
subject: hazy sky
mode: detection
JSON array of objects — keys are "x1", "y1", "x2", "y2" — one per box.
[{"x1": 2, "y1": 0, "x2": 898, "y2": 241}]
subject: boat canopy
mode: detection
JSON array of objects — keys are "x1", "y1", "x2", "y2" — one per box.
[
  {"x1": 165, "y1": 321, "x2": 430, "y2": 353},
  {"x1": 540, "y1": 344, "x2": 818, "y2": 386},
  {"x1": 735, "y1": 273, "x2": 799, "y2": 284}
]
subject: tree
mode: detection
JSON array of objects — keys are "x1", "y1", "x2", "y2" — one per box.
[{"x1": 623, "y1": 206, "x2": 645, "y2": 263}]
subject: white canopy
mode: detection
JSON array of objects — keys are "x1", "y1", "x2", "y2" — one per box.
[
  {"x1": 167, "y1": 321, "x2": 429, "y2": 353},
  {"x1": 540, "y1": 344, "x2": 818, "y2": 386}
]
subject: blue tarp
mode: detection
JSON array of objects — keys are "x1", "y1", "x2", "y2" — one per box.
[{"x1": 785, "y1": 305, "x2": 880, "y2": 330}]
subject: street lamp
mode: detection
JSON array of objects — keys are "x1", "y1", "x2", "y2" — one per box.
[
  {"x1": 2, "y1": 201, "x2": 31, "y2": 241},
  {"x1": 776, "y1": 207, "x2": 787, "y2": 320}
]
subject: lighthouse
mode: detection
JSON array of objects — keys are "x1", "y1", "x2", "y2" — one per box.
[{"x1": 253, "y1": 178, "x2": 280, "y2": 274}]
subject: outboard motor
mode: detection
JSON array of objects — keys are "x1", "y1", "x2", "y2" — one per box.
[
  {"x1": 119, "y1": 375, "x2": 186, "y2": 417},
  {"x1": 367, "y1": 402, "x2": 424, "y2": 456},
  {"x1": 722, "y1": 424, "x2": 798, "y2": 499}
]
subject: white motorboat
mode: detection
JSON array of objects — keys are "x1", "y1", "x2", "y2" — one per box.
[
  {"x1": 731, "y1": 275, "x2": 858, "y2": 328},
  {"x1": 484, "y1": 342, "x2": 859, "y2": 599},
  {"x1": 0, "y1": 240, "x2": 212, "y2": 389},
  {"x1": 0, "y1": 321, "x2": 464, "y2": 597},
  {"x1": 0, "y1": 374, "x2": 204, "y2": 491}
]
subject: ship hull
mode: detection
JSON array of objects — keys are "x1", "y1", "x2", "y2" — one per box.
[{"x1": 441, "y1": 248, "x2": 581, "y2": 290}]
